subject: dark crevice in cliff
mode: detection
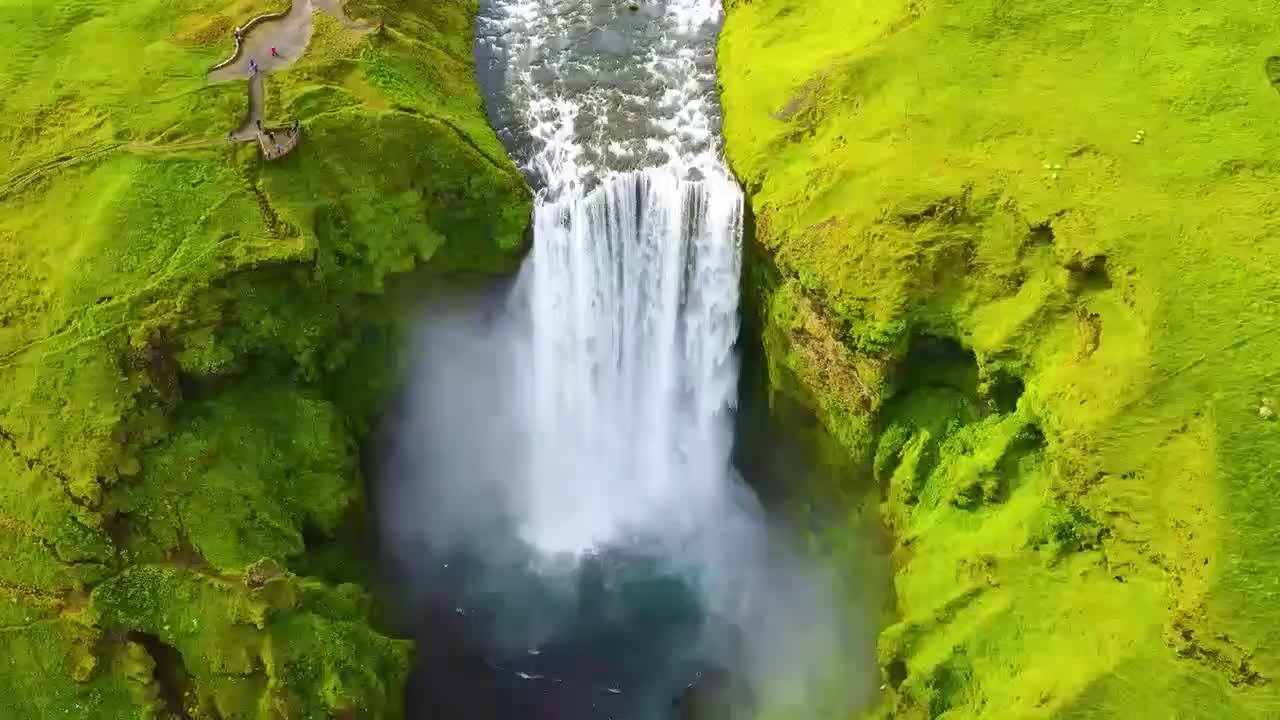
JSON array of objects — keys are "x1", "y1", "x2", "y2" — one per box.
[
  {"x1": 128, "y1": 631, "x2": 194, "y2": 718},
  {"x1": 873, "y1": 330, "x2": 1041, "y2": 511},
  {"x1": 1266, "y1": 56, "x2": 1280, "y2": 93},
  {"x1": 886, "y1": 657, "x2": 908, "y2": 689},
  {"x1": 732, "y1": 190, "x2": 892, "y2": 715},
  {"x1": 891, "y1": 334, "x2": 978, "y2": 399},
  {"x1": 731, "y1": 189, "x2": 782, "y2": 503},
  {"x1": 288, "y1": 510, "x2": 379, "y2": 590},
  {"x1": 1026, "y1": 220, "x2": 1054, "y2": 246},
  {"x1": 733, "y1": 186, "x2": 849, "y2": 494},
  {"x1": 988, "y1": 370, "x2": 1025, "y2": 414},
  {"x1": 881, "y1": 330, "x2": 1037, "y2": 422},
  {"x1": 1066, "y1": 253, "x2": 1112, "y2": 292}
]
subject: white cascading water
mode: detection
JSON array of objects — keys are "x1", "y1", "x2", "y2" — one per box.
[
  {"x1": 519, "y1": 171, "x2": 744, "y2": 555},
  {"x1": 487, "y1": 0, "x2": 754, "y2": 579},
  {"x1": 382, "y1": 0, "x2": 856, "y2": 715}
]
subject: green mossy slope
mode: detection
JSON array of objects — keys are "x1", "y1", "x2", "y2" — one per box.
[
  {"x1": 721, "y1": 0, "x2": 1280, "y2": 717},
  {"x1": 0, "y1": 0, "x2": 529, "y2": 715}
]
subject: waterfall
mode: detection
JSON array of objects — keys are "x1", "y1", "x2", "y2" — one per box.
[
  {"x1": 380, "y1": 0, "x2": 851, "y2": 716},
  {"x1": 473, "y1": 0, "x2": 761, "y2": 604},
  {"x1": 518, "y1": 168, "x2": 744, "y2": 556}
]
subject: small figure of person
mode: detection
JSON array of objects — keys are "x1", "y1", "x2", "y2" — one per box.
[
  {"x1": 256, "y1": 119, "x2": 263, "y2": 132},
  {"x1": 292, "y1": 119, "x2": 300, "y2": 135},
  {"x1": 267, "y1": 131, "x2": 276, "y2": 144},
  {"x1": 234, "y1": 27, "x2": 244, "y2": 42},
  {"x1": 275, "y1": 144, "x2": 282, "y2": 155},
  {"x1": 270, "y1": 47, "x2": 279, "y2": 58},
  {"x1": 228, "y1": 130, "x2": 234, "y2": 140}
]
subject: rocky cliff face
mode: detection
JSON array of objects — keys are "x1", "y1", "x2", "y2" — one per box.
[
  {"x1": 719, "y1": 0, "x2": 1280, "y2": 716},
  {"x1": 0, "y1": 0, "x2": 529, "y2": 715}
]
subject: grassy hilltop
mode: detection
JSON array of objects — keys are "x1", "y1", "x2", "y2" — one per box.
[
  {"x1": 0, "y1": 0, "x2": 529, "y2": 715},
  {"x1": 720, "y1": 0, "x2": 1280, "y2": 717}
]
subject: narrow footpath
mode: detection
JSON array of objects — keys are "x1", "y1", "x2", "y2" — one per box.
[{"x1": 208, "y1": 0, "x2": 377, "y2": 151}]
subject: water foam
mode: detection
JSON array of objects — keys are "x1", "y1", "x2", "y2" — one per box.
[
  {"x1": 474, "y1": 0, "x2": 768, "y2": 628},
  {"x1": 383, "y1": 1, "x2": 855, "y2": 714}
]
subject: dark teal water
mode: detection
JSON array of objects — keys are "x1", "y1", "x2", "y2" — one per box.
[{"x1": 400, "y1": 537, "x2": 747, "y2": 720}]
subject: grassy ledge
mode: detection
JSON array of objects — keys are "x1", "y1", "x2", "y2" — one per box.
[
  {"x1": 0, "y1": 0, "x2": 530, "y2": 715},
  {"x1": 720, "y1": 0, "x2": 1280, "y2": 717}
]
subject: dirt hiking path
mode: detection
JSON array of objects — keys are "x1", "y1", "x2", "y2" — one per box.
[{"x1": 209, "y1": 0, "x2": 376, "y2": 141}]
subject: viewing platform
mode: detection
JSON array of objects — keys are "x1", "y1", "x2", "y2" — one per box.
[{"x1": 257, "y1": 124, "x2": 302, "y2": 162}]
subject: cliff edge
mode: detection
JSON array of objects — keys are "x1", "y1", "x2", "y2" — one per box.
[
  {"x1": 720, "y1": 0, "x2": 1280, "y2": 716},
  {"x1": 0, "y1": 0, "x2": 529, "y2": 715}
]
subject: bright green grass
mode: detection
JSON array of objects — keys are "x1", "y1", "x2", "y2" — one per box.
[
  {"x1": 721, "y1": 0, "x2": 1280, "y2": 717},
  {"x1": 0, "y1": 0, "x2": 529, "y2": 714}
]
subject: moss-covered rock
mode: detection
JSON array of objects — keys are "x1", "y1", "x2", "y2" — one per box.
[
  {"x1": 0, "y1": 0, "x2": 530, "y2": 715},
  {"x1": 85, "y1": 565, "x2": 411, "y2": 718},
  {"x1": 721, "y1": 0, "x2": 1280, "y2": 716}
]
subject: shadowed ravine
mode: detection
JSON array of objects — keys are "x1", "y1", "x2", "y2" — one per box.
[{"x1": 377, "y1": 1, "x2": 859, "y2": 718}]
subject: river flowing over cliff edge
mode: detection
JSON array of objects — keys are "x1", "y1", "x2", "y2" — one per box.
[{"x1": 378, "y1": 0, "x2": 855, "y2": 717}]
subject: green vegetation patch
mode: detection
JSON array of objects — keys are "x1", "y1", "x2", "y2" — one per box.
[
  {"x1": 721, "y1": 0, "x2": 1280, "y2": 716},
  {"x1": 0, "y1": 0, "x2": 530, "y2": 714},
  {"x1": 111, "y1": 379, "x2": 357, "y2": 573},
  {"x1": 89, "y1": 563, "x2": 411, "y2": 718}
]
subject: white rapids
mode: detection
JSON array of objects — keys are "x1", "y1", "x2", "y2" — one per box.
[
  {"x1": 382, "y1": 0, "x2": 856, "y2": 714},
  {"x1": 479, "y1": 0, "x2": 754, "y2": 570},
  {"x1": 518, "y1": 169, "x2": 745, "y2": 555}
]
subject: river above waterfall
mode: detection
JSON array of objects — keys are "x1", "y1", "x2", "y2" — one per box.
[
  {"x1": 475, "y1": 0, "x2": 727, "y2": 191},
  {"x1": 378, "y1": 1, "x2": 852, "y2": 718}
]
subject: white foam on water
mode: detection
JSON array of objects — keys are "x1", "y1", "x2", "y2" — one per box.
[
  {"x1": 475, "y1": 0, "x2": 755, "y2": 586},
  {"x1": 478, "y1": 0, "x2": 730, "y2": 189},
  {"x1": 386, "y1": 0, "x2": 862, "y2": 712},
  {"x1": 516, "y1": 166, "x2": 744, "y2": 559}
]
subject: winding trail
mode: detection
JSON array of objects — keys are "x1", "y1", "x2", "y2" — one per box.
[
  {"x1": 230, "y1": 74, "x2": 266, "y2": 141},
  {"x1": 0, "y1": 0, "x2": 376, "y2": 198},
  {"x1": 208, "y1": 0, "x2": 376, "y2": 143}
]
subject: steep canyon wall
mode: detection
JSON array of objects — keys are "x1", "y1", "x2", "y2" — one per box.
[{"x1": 719, "y1": 0, "x2": 1280, "y2": 717}]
